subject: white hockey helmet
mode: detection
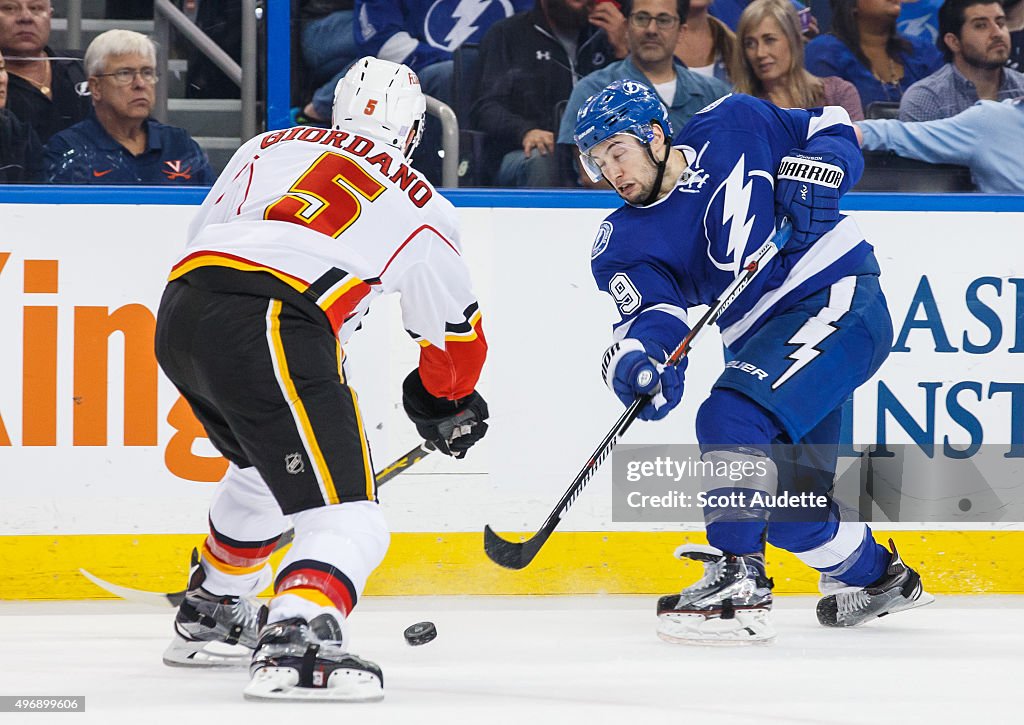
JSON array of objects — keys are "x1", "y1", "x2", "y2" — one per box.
[{"x1": 332, "y1": 56, "x2": 426, "y2": 161}]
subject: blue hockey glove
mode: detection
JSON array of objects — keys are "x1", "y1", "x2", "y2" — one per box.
[
  {"x1": 775, "y1": 151, "x2": 845, "y2": 247},
  {"x1": 601, "y1": 339, "x2": 685, "y2": 421}
]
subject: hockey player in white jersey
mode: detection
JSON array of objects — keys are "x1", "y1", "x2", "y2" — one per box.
[{"x1": 155, "y1": 57, "x2": 489, "y2": 701}]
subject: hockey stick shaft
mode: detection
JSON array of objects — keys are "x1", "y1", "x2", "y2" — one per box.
[
  {"x1": 79, "y1": 441, "x2": 435, "y2": 607},
  {"x1": 483, "y1": 221, "x2": 792, "y2": 570}
]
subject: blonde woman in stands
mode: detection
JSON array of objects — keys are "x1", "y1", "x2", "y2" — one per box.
[{"x1": 733, "y1": 0, "x2": 864, "y2": 119}]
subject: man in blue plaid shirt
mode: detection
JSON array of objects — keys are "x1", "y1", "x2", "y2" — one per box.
[{"x1": 900, "y1": 0, "x2": 1024, "y2": 121}]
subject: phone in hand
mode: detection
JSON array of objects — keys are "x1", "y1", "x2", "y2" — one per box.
[
  {"x1": 798, "y1": 7, "x2": 812, "y2": 32},
  {"x1": 595, "y1": 0, "x2": 622, "y2": 9}
]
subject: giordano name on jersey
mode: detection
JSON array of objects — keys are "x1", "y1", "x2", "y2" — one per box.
[{"x1": 259, "y1": 126, "x2": 434, "y2": 208}]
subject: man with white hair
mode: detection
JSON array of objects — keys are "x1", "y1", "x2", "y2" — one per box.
[
  {"x1": 155, "y1": 57, "x2": 489, "y2": 701},
  {"x1": 43, "y1": 29, "x2": 213, "y2": 184}
]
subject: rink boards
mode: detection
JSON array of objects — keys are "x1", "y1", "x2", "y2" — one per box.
[{"x1": 1, "y1": 189, "x2": 1022, "y2": 598}]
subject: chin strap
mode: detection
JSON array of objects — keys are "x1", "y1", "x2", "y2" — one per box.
[{"x1": 640, "y1": 140, "x2": 672, "y2": 206}]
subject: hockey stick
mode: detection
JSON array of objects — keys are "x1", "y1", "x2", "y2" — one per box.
[
  {"x1": 79, "y1": 441, "x2": 435, "y2": 607},
  {"x1": 483, "y1": 221, "x2": 793, "y2": 570}
]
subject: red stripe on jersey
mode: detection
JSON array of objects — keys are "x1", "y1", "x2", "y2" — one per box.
[
  {"x1": 378, "y1": 224, "x2": 460, "y2": 279},
  {"x1": 418, "y1": 316, "x2": 488, "y2": 400},
  {"x1": 276, "y1": 566, "x2": 356, "y2": 615},
  {"x1": 237, "y1": 161, "x2": 256, "y2": 215},
  {"x1": 322, "y1": 279, "x2": 373, "y2": 334}
]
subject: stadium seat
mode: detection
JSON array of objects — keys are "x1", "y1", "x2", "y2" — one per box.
[
  {"x1": 864, "y1": 102, "x2": 900, "y2": 120},
  {"x1": 856, "y1": 151, "x2": 976, "y2": 192}
]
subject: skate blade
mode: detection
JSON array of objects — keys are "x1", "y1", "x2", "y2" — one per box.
[
  {"x1": 880, "y1": 590, "x2": 936, "y2": 619},
  {"x1": 657, "y1": 610, "x2": 776, "y2": 646},
  {"x1": 243, "y1": 666, "x2": 384, "y2": 703},
  {"x1": 162, "y1": 635, "x2": 251, "y2": 668}
]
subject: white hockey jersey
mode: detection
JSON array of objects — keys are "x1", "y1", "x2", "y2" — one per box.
[{"x1": 169, "y1": 125, "x2": 486, "y2": 400}]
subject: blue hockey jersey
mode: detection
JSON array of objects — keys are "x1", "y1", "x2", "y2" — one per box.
[
  {"x1": 591, "y1": 94, "x2": 874, "y2": 358},
  {"x1": 356, "y1": 0, "x2": 532, "y2": 72}
]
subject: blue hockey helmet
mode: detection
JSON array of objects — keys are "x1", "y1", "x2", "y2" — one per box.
[{"x1": 573, "y1": 80, "x2": 672, "y2": 183}]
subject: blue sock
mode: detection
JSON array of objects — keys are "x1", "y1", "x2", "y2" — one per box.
[
  {"x1": 821, "y1": 538, "x2": 891, "y2": 587},
  {"x1": 706, "y1": 520, "x2": 767, "y2": 556}
]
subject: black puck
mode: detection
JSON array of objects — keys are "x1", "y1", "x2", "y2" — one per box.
[{"x1": 403, "y1": 621, "x2": 437, "y2": 646}]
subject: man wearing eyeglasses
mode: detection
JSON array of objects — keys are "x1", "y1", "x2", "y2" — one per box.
[
  {"x1": 43, "y1": 29, "x2": 213, "y2": 185},
  {"x1": 556, "y1": 0, "x2": 731, "y2": 185},
  {"x1": 0, "y1": 0, "x2": 91, "y2": 143}
]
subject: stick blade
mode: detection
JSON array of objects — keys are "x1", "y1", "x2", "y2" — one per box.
[
  {"x1": 483, "y1": 525, "x2": 536, "y2": 570},
  {"x1": 79, "y1": 568, "x2": 185, "y2": 608}
]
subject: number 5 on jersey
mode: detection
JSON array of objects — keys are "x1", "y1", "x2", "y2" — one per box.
[{"x1": 264, "y1": 151, "x2": 385, "y2": 238}]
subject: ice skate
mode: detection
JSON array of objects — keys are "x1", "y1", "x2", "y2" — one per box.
[
  {"x1": 816, "y1": 539, "x2": 935, "y2": 627},
  {"x1": 244, "y1": 614, "x2": 383, "y2": 702},
  {"x1": 162, "y1": 550, "x2": 264, "y2": 668},
  {"x1": 657, "y1": 544, "x2": 776, "y2": 645}
]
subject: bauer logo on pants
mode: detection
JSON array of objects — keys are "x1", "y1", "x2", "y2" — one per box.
[{"x1": 285, "y1": 452, "x2": 306, "y2": 474}]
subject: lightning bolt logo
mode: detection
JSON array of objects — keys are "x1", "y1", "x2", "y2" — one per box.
[
  {"x1": 771, "y1": 277, "x2": 856, "y2": 390},
  {"x1": 446, "y1": 0, "x2": 491, "y2": 49},
  {"x1": 711, "y1": 155, "x2": 756, "y2": 274},
  {"x1": 898, "y1": 16, "x2": 937, "y2": 42}
]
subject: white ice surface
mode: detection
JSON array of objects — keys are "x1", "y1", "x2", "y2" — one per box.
[{"x1": 0, "y1": 595, "x2": 1018, "y2": 725}]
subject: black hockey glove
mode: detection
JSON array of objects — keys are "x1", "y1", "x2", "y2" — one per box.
[{"x1": 402, "y1": 369, "x2": 489, "y2": 459}]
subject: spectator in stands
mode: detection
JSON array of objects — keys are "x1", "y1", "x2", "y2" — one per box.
[
  {"x1": 899, "y1": 0, "x2": 1024, "y2": 120},
  {"x1": 1, "y1": 47, "x2": 42, "y2": 181},
  {"x1": 733, "y1": 0, "x2": 864, "y2": 118},
  {"x1": 0, "y1": 0, "x2": 91, "y2": 143},
  {"x1": 44, "y1": 30, "x2": 213, "y2": 185},
  {"x1": 472, "y1": 0, "x2": 626, "y2": 187},
  {"x1": 355, "y1": 0, "x2": 533, "y2": 77},
  {"x1": 297, "y1": 1, "x2": 359, "y2": 124},
  {"x1": 677, "y1": 0, "x2": 736, "y2": 81},
  {"x1": 805, "y1": 0, "x2": 943, "y2": 108},
  {"x1": 354, "y1": 0, "x2": 532, "y2": 184},
  {"x1": 1008, "y1": 0, "x2": 1024, "y2": 69},
  {"x1": 857, "y1": 97, "x2": 1024, "y2": 191},
  {"x1": 557, "y1": 0, "x2": 731, "y2": 184}
]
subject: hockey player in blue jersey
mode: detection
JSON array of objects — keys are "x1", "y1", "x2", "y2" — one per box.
[{"x1": 574, "y1": 80, "x2": 933, "y2": 643}]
